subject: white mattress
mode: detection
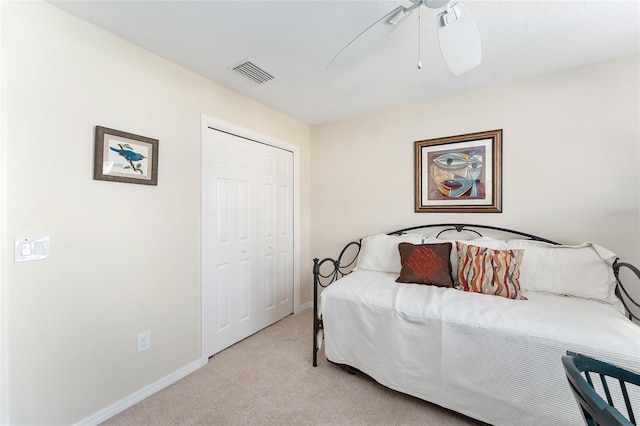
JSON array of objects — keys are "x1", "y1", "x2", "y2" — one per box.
[{"x1": 320, "y1": 270, "x2": 640, "y2": 426}]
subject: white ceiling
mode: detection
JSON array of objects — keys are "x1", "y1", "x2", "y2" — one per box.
[{"x1": 49, "y1": 0, "x2": 640, "y2": 125}]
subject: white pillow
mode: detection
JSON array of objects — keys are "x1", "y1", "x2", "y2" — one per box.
[
  {"x1": 355, "y1": 233, "x2": 424, "y2": 273},
  {"x1": 507, "y1": 239, "x2": 617, "y2": 302},
  {"x1": 424, "y1": 236, "x2": 507, "y2": 276}
]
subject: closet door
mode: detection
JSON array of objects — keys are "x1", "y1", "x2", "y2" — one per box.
[
  {"x1": 203, "y1": 131, "x2": 259, "y2": 356},
  {"x1": 256, "y1": 147, "x2": 294, "y2": 327},
  {"x1": 203, "y1": 128, "x2": 293, "y2": 357},
  {"x1": 257, "y1": 144, "x2": 279, "y2": 327},
  {"x1": 276, "y1": 149, "x2": 294, "y2": 319}
]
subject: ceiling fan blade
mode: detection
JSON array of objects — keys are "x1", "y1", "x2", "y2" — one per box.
[
  {"x1": 327, "y1": 6, "x2": 411, "y2": 69},
  {"x1": 437, "y1": 2, "x2": 481, "y2": 75}
]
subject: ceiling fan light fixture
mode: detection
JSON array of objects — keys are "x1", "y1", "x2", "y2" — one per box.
[{"x1": 424, "y1": 0, "x2": 452, "y2": 9}]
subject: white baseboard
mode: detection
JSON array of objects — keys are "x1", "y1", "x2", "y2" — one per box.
[{"x1": 76, "y1": 358, "x2": 202, "y2": 426}]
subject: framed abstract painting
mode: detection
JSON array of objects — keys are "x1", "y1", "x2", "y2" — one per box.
[
  {"x1": 414, "y1": 129, "x2": 502, "y2": 213},
  {"x1": 94, "y1": 126, "x2": 159, "y2": 186}
]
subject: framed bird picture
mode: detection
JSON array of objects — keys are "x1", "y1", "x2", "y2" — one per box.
[{"x1": 94, "y1": 126, "x2": 159, "y2": 186}]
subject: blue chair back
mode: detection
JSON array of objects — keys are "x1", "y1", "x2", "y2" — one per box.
[{"x1": 562, "y1": 351, "x2": 640, "y2": 426}]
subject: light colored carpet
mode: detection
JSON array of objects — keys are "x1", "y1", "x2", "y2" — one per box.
[{"x1": 102, "y1": 309, "x2": 483, "y2": 425}]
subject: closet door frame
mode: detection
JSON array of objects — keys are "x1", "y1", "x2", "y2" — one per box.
[{"x1": 200, "y1": 114, "x2": 301, "y2": 365}]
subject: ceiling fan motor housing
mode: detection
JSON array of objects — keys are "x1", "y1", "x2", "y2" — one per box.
[{"x1": 423, "y1": 0, "x2": 451, "y2": 9}]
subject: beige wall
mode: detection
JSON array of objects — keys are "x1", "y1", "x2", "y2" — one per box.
[
  {"x1": 1, "y1": 2, "x2": 310, "y2": 424},
  {"x1": 2, "y1": 0, "x2": 639, "y2": 424},
  {"x1": 311, "y1": 55, "x2": 640, "y2": 268}
]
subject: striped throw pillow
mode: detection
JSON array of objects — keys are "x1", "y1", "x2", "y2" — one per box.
[{"x1": 457, "y1": 242, "x2": 526, "y2": 300}]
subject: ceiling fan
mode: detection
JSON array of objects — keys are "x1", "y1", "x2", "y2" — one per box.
[{"x1": 327, "y1": 0, "x2": 481, "y2": 75}]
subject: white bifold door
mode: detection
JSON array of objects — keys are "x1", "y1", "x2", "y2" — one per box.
[{"x1": 203, "y1": 128, "x2": 294, "y2": 357}]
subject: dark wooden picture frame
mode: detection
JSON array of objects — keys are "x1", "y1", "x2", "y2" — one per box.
[
  {"x1": 415, "y1": 129, "x2": 502, "y2": 213},
  {"x1": 94, "y1": 126, "x2": 159, "y2": 186}
]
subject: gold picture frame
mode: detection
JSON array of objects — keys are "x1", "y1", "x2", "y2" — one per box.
[{"x1": 415, "y1": 129, "x2": 502, "y2": 213}]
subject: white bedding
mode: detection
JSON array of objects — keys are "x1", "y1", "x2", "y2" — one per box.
[{"x1": 320, "y1": 270, "x2": 640, "y2": 426}]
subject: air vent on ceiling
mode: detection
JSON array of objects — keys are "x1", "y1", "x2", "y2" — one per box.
[{"x1": 230, "y1": 61, "x2": 275, "y2": 85}]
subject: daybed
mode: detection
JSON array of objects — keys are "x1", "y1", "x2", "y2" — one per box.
[{"x1": 312, "y1": 224, "x2": 640, "y2": 426}]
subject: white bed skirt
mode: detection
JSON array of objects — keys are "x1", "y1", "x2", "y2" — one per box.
[{"x1": 320, "y1": 270, "x2": 640, "y2": 426}]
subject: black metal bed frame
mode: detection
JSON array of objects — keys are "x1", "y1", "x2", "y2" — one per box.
[{"x1": 312, "y1": 223, "x2": 640, "y2": 367}]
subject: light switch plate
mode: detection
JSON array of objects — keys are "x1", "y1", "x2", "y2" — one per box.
[{"x1": 14, "y1": 237, "x2": 49, "y2": 262}]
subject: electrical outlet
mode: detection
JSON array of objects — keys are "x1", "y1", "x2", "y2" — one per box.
[{"x1": 137, "y1": 331, "x2": 151, "y2": 352}]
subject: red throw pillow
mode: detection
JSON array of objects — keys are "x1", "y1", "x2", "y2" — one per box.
[{"x1": 396, "y1": 242, "x2": 454, "y2": 287}]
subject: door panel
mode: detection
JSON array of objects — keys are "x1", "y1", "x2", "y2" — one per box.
[
  {"x1": 215, "y1": 263, "x2": 230, "y2": 331},
  {"x1": 216, "y1": 179, "x2": 230, "y2": 244}
]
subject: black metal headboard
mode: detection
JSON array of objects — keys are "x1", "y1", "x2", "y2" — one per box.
[
  {"x1": 389, "y1": 223, "x2": 560, "y2": 245},
  {"x1": 313, "y1": 223, "x2": 559, "y2": 290}
]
